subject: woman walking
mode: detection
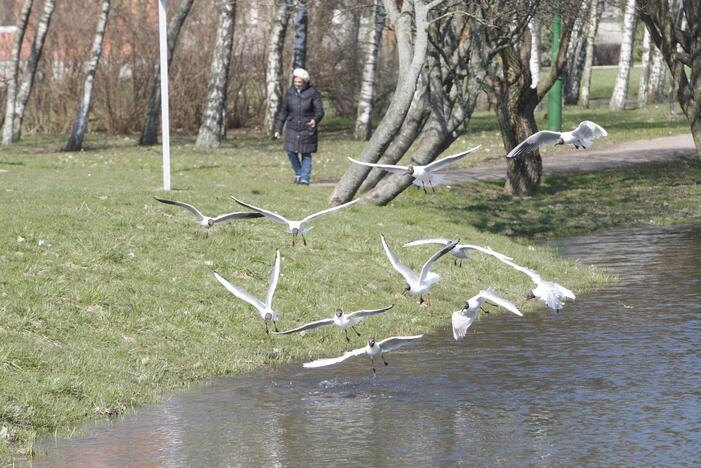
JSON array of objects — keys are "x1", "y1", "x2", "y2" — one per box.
[{"x1": 274, "y1": 68, "x2": 324, "y2": 185}]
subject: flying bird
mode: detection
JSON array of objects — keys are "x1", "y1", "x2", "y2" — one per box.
[
  {"x1": 231, "y1": 196, "x2": 359, "y2": 246},
  {"x1": 213, "y1": 249, "x2": 282, "y2": 334},
  {"x1": 403, "y1": 238, "x2": 513, "y2": 267},
  {"x1": 506, "y1": 121, "x2": 607, "y2": 159},
  {"x1": 451, "y1": 290, "x2": 523, "y2": 341},
  {"x1": 495, "y1": 257, "x2": 575, "y2": 312},
  {"x1": 381, "y1": 234, "x2": 457, "y2": 306},
  {"x1": 273, "y1": 305, "x2": 394, "y2": 342},
  {"x1": 303, "y1": 335, "x2": 423, "y2": 375},
  {"x1": 154, "y1": 196, "x2": 263, "y2": 237},
  {"x1": 347, "y1": 145, "x2": 481, "y2": 193}
]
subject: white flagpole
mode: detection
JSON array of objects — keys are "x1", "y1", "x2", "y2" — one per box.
[{"x1": 158, "y1": 0, "x2": 171, "y2": 191}]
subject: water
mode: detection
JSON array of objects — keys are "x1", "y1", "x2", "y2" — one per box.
[{"x1": 28, "y1": 225, "x2": 701, "y2": 466}]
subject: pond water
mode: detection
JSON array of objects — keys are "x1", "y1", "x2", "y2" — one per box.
[{"x1": 27, "y1": 225, "x2": 701, "y2": 466}]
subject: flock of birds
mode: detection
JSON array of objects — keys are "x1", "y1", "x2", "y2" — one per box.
[{"x1": 154, "y1": 121, "x2": 606, "y2": 375}]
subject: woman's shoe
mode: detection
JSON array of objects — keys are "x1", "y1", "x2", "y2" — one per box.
[
  {"x1": 299, "y1": 179, "x2": 310, "y2": 185},
  {"x1": 293, "y1": 176, "x2": 301, "y2": 184}
]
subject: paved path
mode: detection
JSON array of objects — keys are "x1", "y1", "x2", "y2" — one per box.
[{"x1": 443, "y1": 133, "x2": 697, "y2": 185}]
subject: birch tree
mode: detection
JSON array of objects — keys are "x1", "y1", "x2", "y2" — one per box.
[
  {"x1": 195, "y1": 0, "x2": 236, "y2": 150},
  {"x1": 64, "y1": 0, "x2": 111, "y2": 152},
  {"x1": 263, "y1": 0, "x2": 292, "y2": 136},
  {"x1": 609, "y1": 0, "x2": 638, "y2": 111},
  {"x1": 291, "y1": 0, "x2": 307, "y2": 69},
  {"x1": 10, "y1": 0, "x2": 54, "y2": 142},
  {"x1": 354, "y1": 0, "x2": 386, "y2": 141},
  {"x1": 637, "y1": 0, "x2": 700, "y2": 158},
  {"x1": 647, "y1": 44, "x2": 667, "y2": 102},
  {"x1": 637, "y1": 27, "x2": 653, "y2": 106},
  {"x1": 579, "y1": 0, "x2": 604, "y2": 107},
  {"x1": 563, "y1": 0, "x2": 590, "y2": 105},
  {"x1": 140, "y1": 0, "x2": 195, "y2": 146},
  {"x1": 329, "y1": 0, "x2": 444, "y2": 205},
  {"x1": 2, "y1": 0, "x2": 33, "y2": 145},
  {"x1": 529, "y1": 19, "x2": 541, "y2": 88}
]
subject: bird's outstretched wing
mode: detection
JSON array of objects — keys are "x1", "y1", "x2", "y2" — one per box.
[
  {"x1": 346, "y1": 304, "x2": 394, "y2": 319},
  {"x1": 493, "y1": 257, "x2": 542, "y2": 284},
  {"x1": 403, "y1": 238, "x2": 451, "y2": 248},
  {"x1": 212, "y1": 211, "x2": 264, "y2": 224},
  {"x1": 303, "y1": 347, "x2": 367, "y2": 368},
  {"x1": 555, "y1": 282, "x2": 576, "y2": 300},
  {"x1": 266, "y1": 250, "x2": 281, "y2": 309},
  {"x1": 301, "y1": 199, "x2": 360, "y2": 224},
  {"x1": 378, "y1": 335, "x2": 424, "y2": 352},
  {"x1": 381, "y1": 235, "x2": 419, "y2": 285},
  {"x1": 273, "y1": 318, "x2": 335, "y2": 335},
  {"x1": 478, "y1": 289, "x2": 523, "y2": 316},
  {"x1": 418, "y1": 240, "x2": 459, "y2": 284},
  {"x1": 154, "y1": 197, "x2": 204, "y2": 221},
  {"x1": 424, "y1": 145, "x2": 481, "y2": 172},
  {"x1": 506, "y1": 131, "x2": 562, "y2": 159},
  {"x1": 457, "y1": 244, "x2": 513, "y2": 261},
  {"x1": 213, "y1": 271, "x2": 265, "y2": 314},
  {"x1": 347, "y1": 157, "x2": 408, "y2": 174},
  {"x1": 452, "y1": 310, "x2": 477, "y2": 341},
  {"x1": 231, "y1": 197, "x2": 290, "y2": 225},
  {"x1": 573, "y1": 121, "x2": 607, "y2": 139}
]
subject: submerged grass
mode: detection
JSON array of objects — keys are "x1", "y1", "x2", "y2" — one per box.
[{"x1": 0, "y1": 101, "x2": 697, "y2": 460}]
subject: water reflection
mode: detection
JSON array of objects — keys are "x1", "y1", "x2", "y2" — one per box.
[{"x1": 28, "y1": 225, "x2": 701, "y2": 466}]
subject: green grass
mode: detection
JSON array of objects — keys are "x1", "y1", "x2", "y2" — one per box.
[{"x1": 0, "y1": 93, "x2": 697, "y2": 461}]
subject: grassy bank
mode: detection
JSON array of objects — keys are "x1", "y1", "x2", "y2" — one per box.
[{"x1": 0, "y1": 103, "x2": 697, "y2": 461}]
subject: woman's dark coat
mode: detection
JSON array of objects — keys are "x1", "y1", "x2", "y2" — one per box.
[{"x1": 275, "y1": 84, "x2": 325, "y2": 154}]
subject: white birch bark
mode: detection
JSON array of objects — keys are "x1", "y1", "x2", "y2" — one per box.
[
  {"x1": 262, "y1": 0, "x2": 291, "y2": 136},
  {"x1": 609, "y1": 0, "x2": 638, "y2": 111},
  {"x1": 579, "y1": 0, "x2": 604, "y2": 107},
  {"x1": 291, "y1": 0, "x2": 307, "y2": 69},
  {"x1": 563, "y1": 0, "x2": 590, "y2": 104},
  {"x1": 354, "y1": 0, "x2": 386, "y2": 141},
  {"x1": 195, "y1": 0, "x2": 236, "y2": 149},
  {"x1": 647, "y1": 44, "x2": 666, "y2": 103},
  {"x1": 637, "y1": 27, "x2": 652, "y2": 107},
  {"x1": 64, "y1": 0, "x2": 111, "y2": 152},
  {"x1": 12, "y1": 0, "x2": 55, "y2": 142},
  {"x1": 529, "y1": 19, "x2": 541, "y2": 89},
  {"x1": 140, "y1": 0, "x2": 195, "y2": 146},
  {"x1": 2, "y1": 0, "x2": 33, "y2": 145}
]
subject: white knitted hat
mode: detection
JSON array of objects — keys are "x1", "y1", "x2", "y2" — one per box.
[{"x1": 292, "y1": 68, "x2": 310, "y2": 82}]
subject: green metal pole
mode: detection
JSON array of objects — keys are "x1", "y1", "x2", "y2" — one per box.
[{"x1": 548, "y1": 13, "x2": 562, "y2": 131}]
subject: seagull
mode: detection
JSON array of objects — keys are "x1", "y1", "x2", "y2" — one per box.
[
  {"x1": 154, "y1": 197, "x2": 262, "y2": 237},
  {"x1": 347, "y1": 145, "x2": 481, "y2": 193},
  {"x1": 381, "y1": 234, "x2": 457, "y2": 306},
  {"x1": 403, "y1": 238, "x2": 513, "y2": 267},
  {"x1": 273, "y1": 304, "x2": 394, "y2": 342},
  {"x1": 231, "y1": 196, "x2": 360, "y2": 246},
  {"x1": 303, "y1": 335, "x2": 423, "y2": 375},
  {"x1": 495, "y1": 257, "x2": 575, "y2": 312},
  {"x1": 451, "y1": 290, "x2": 523, "y2": 341},
  {"x1": 506, "y1": 121, "x2": 608, "y2": 159},
  {"x1": 213, "y1": 249, "x2": 282, "y2": 334}
]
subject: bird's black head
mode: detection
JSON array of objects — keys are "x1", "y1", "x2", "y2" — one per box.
[
  {"x1": 335, "y1": 308, "x2": 343, "y2": 318},
  {"x1": 207, "y1": 219, "x2": 215, "y2": 227},
  {"x1": 368, "y1": 338, "x2": 376, "y2": 347},
  {"x1": 404, "y1": 166, "x2": 414, "y2": 176},
  {"x1": 403, "y1": 283, "x2": 411, "y2": 293},
  {"x1": 264, "y1": 312, "x2": 273, "y2": 322},
  {"x1": 556, "y1": 138, "x2": 564, "y2": 145}
]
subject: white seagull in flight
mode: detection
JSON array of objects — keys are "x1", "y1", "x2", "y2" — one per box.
[
  {"x1": 506, "y1": 121, "x2": 607, "y2": 159},
  {"x1": 381, "y1": 234, "x2": 457, "y2": 306},
  {"x1": 403, "y1": 238, "x2": 513, "y2": 267},
  {"x1": 303, "y1": 335, "x2": 423, "y2": 375},
  {"x1": 495, "y1": 257, "x2": 575, "y2": 312},
  {"x1": 451, "y1": 290, "x2": 523, "y2": 341},
  {"x1": 154, "y1": 197, "x2": 263, "y2": 237},
  {"x1": 273, "y1": 304, "x2": 394, "y2": 342},
  {"x1": 231, "y1": 196, "x2": 359, "y2": 246},
  {"x1": 213, "y1": 249, "x2": 282, "y2": 334},
  {"x1": 347, "y1": 145, "x2": 481, "y2": 193}
]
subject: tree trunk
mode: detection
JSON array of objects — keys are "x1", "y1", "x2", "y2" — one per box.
[
  {"x1": 647, "y1": 44, "x2": 666, "y2": 102},
  {"x1": 564, "y1": 0, "x2": 590, "y2": 104},
  {"x1": 637, "y1": 27, "x2": 652, "y2": 107},
  {"x1": 11, "y1": 0, "x2": 54, "y2": 142},
  {"x1": 64, "y1": 0, "x2": 111, "y2": 152},
  {"x1": 609, "y1": 0, "x2": 638, "y2": 111},
  {"x1": 329, "y1": 0, "x2": 440, "y2": 205},
  {"x1": 140, "y1": 0, "x2": 195, "y2": 146},
  {"x1": 291, "y1": 0, "x2": 307, "y2": 69},
  {"x1": 195, "y1": 0, "x2": 236, "y2": 150},
  {"x1": 579, "y1": 0, "x2": 604, "y2": 107},
  {"x1": 529, "y1": 19, "x2": 541, "y2": 89},
  {"x1": 2, "y1": 0, "x2": 33, "y2": 145},
  {"x1": 262, "y1": 0, "x2": 292, "y2": 136},
  {"x1": 354, "y1": 0, "x2": 386, "y2": 141}
]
